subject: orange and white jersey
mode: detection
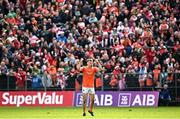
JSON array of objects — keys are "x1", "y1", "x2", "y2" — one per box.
[
  {"x1": 169, "y1": 16, "x2": 177, "y2": 23},
  {"x1": 132, "y1": 42, "x2": 142, "y2": 49},
  {"x1": 77, "y1": 22, "x2": 85, "y2": 29},
  {"x1": 82, "y1": 67, "x2": 98, "y2": 88},
  {"x1": 159, "y1": 23, "x2": 169, "y2": 31},
  {"x1": 108, "y1": 6, "x2": 119, "y2": 16},
  {"x1": 141, "y1": 30, "x2": 152, "y2": 39}
]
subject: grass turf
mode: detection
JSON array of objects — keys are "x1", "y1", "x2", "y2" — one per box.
[{"x1": 0, "y1": 107, "x2": 180, "y2": 119}]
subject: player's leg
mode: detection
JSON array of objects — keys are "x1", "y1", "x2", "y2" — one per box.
[
  {"x1": 89, "y1": 94, "x2": 95, "y2": 112},
  {"x1": 88, "y1": 88, "x2": 95, "y2": 116},
  {"x1": 82, "y1": 87, "x2": 88, "y2": 116},
  {"x1": 82, "y1": 93, "x2": 88, "y2": 115}
]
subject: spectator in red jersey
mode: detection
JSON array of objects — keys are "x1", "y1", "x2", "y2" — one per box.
[{"x1": 15, "y1": 68, "x2": 26, "y2": 90}]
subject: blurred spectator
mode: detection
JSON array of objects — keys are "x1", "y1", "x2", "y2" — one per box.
[
  {"x1": 8, "y1": 69, "x2": 16, "y2": 90},
  {"x1": 47, "y1": 65, "x2": 57, "y2": 86},
  {"x1": 146, "y1": 73, "x2": 153, "y2": 89},
  {"x1": 159, "y1": 67, "x2": 168, "y2": 87},
  {"x1": 32, "y1": 73, "x2": 42, "y2": 89},
  {"x1": 153, "y1": 65, "x2": 161, "y2": 87},
  {"x1": 109, "y1": 75, "x2": 118, "y2": 91},
  {"x1": 26, "y1": 72, "x2": 32, "y2": 90},
  {"x1": 138, "y1": 63, "x2": 147, "y2": 90},
  {"x1": 15, "y1": 68, "x2": 26, "y2": 90},
  {"x1": 103, "y1": 74, "x2": 111, "y2": 91},
  {"x1": 118, "y1": 73, "x2": 126, "y2": 91},
  {"x1": 125, "y1": 65, "x2": 139, "y2": 90},
  {"x1": 95, "y1": 73, "x2": 103, "y2": 91},
  {"x1": 66, "y1": 68, "x2": 77, "y2": 91},
  {"x1": 0, "y1": 61, "x2": 8, "y2": 75},
  {"x1": 56, "y1": 68, "x2": 67, "y2": 90},
  {"x1": 159, "y1": 84, "x2": 171, "y2": 106},
  {"x1": 41, "y1": 70, "x2": 52, "y2": 90}
]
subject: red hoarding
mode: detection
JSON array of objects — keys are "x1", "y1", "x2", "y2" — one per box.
[{"x1": 0, "y1": 91, "x2": 74, "y2": 107}]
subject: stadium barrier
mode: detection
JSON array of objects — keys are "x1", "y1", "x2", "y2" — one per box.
[
  {"x1": 0, "y1": 91, "x2": 159, "y2": 107},
  {"x1": 0, "y1": 72, "x2": 179, "y2": 104}
]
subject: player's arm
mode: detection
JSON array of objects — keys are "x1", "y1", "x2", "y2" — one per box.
[
  {"x1": 94, "y1": 59, "x2": 104, "y2": 72},
  {"x1": 76, "y1": 58, "x2": 84, "y2": 72}
]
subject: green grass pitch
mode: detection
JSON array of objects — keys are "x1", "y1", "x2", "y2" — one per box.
[{"x1": 0, "y1": 107, "x2": 180, "y2": 119}]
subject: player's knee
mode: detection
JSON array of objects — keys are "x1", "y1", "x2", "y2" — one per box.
[
  {"x1": 91, "y1": 99, "x2": 94, "y2": 104},
  {"x1": 83, "y1": 101, "x2": 86, "y2": 105},
  {"x1": 83, "y1": 99, "x2": 87, "y2": 105}
]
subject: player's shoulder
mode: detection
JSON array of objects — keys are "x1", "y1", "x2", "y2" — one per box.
[
  {"x1": 83, "y1": 66, "x2": 87, "y2": 69},
  {"x1": 92, "y1": 66, "x2": 98, "y2": 69},
  {"x1": 92, "y1": 67, "x2": 99, "y2": 70},
  {"x1": 81, "y1": 66, "x2": 88, "y2": 70}
]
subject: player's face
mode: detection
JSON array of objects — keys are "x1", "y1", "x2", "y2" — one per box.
[{"x1": 87, "y1": 60, "x2": 93, "y2": 67}]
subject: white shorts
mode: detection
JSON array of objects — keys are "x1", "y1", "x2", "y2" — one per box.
[{"x1": 82, "y1": 87, "x2": 95, "y2": 94}]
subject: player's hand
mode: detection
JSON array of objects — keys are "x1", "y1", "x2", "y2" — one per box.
[
  {"x1": 80, "y1": 58, "x2": 84, "y2": 62},
  {"x1": 94, "y1": 59, "x2": 98, "y2": 62}
]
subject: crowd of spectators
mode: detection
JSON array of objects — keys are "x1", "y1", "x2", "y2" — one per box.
[{"x1": 0, "y1": 0, "x2": 179, "y2": 92}]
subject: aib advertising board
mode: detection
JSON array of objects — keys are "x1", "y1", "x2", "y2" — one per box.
[
  {"x1": 0, "y1": 91, "x2": 159, "y2": 107},
  {"x1": 74, "y1": 91, "x2": 159, "y2": 107},
  {"x1": 0, "y1": 91, "x2": 74, "y2": 107}
]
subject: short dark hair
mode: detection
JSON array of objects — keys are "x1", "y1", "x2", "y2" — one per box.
[{"x1": 87, "y1": 58, "x2": 93, "y2": 62}]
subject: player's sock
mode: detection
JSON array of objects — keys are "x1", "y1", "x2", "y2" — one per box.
[
  {"x1": 88, "y1": 110, "x2": 94, "y2": 116},
  {"x1": 83, "y1": 113, "x2": 86, "y2": 116}
]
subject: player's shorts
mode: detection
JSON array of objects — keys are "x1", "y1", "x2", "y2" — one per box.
[{"x1": 82, "y1": 87, "x2": 95, "y2": 94}]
